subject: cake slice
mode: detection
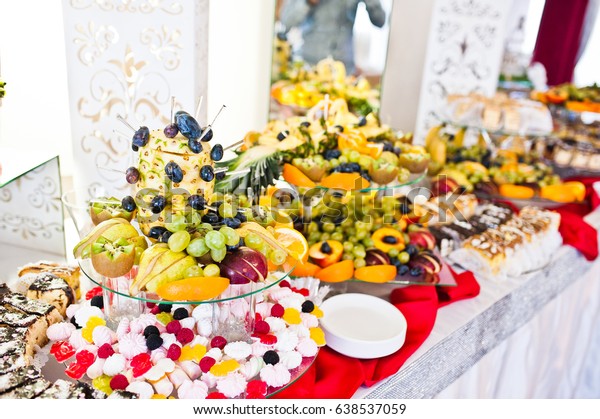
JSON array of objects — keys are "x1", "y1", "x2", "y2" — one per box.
[
  {"x1": 0, "y1": 366, "x2": 41, "y2": 394},
  {"x1": 0, "y1": 377, "x2": 51, "y2": 398},
  {"x1": 37, "y1": 380, "x2": 107, "y2": 399},
  {"x1": 0, "y1": 351, "x2": 28, "y2": 375},
  {"x1": 1, "y1": 292, "x2": 62, "y2": 324},
  {"x1": 18, "y1": 262, "x2": 81, "y2": 300},
  {"x1": 0, "y1": 306, "x2": 49, "y2": 350},
  {"x1": 26, "y1": 274, "x2": 75, "y2": 318}
]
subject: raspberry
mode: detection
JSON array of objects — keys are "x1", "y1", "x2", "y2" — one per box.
[
  {"x1": 146, "y1": 302, "x2": 156, "y2": 309},
  {"x1": 97, "y1": 343, "x2": 115, "y2": 359},
  {"x1": 207, "y1": 392, "x2": 227, "y2": 399},
  {"x1": 176, "y1": 328, "x2": 194, "y2": 345},
  {"x1": 150, "y1": 306, "x2": 160, "y2": 315},
  {"x1": 279, "y1": 280, "x2": 291, "y2": 288},
  {"x1": 166, "y1": 344, "x2": 182, "y2": 361},
  {"x1": 166, "y1": 320, "x2": 182, "y2": 334},
  {"x1": 199, "y1": 356, "x2": 216, "y2": 373},
  {"x1": 85, "y1": 287, "x2": 103, "y2": 301},
  {"x1": 210, "y1": 336, "x2": 227, "y2": 350},
  {"x1": 110, "y1": 374, "x2": 129, "y2": 390},
  {"x1": 254, "y1": 320, "x2": 270, "y2": 334},
  {"x1": 271, "y1": 304, "x2": 285, "y2": 318},
  {"x1": 247, "y1": 380, "x2": 267, "y2": 395}
]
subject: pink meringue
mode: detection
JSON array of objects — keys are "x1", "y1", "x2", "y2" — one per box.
[
  {"x1": 65, "y1": 304, "x2": 80, "y2": 320},
  {"x1": 46, "y1": 322, "x2": 76, "y2": 341},
  {"x1": 268, "y1": 287, "x2": 293, "y2": 302},
  {"x1": 265, "y1": 317, "x2": 286, "y2": 333},
  {"x1": 129, "y1": 314, "x2": 157, "y2": 335},
  {"x1": 278, "y1": 351, "x2": 302, "y2": 370},
  {"x1": 178, "y1": 379, "x2": 208, "y2": 399},
  {"x1": 68, "y1": 329, "x2": 87, "y2": 350},
  {"x1": 223, "y1": 341, "x2": 252, "y2": 361},
  {"x1": 92, "y1": 325, "x2": 115, "y2": 346},
  {"x1": 179, "y1": 360, "x2": 201, "y2": 380},
  {"x1": 260, "y1": 364, "x2": 291, "y2": 388},
  {"x1": 216, "y1": 372, "x2": 247, "y2": 398},
  {"x1": 251, "y1": 341, "x2": 272, "y2": 357},
  {"x1": 86, "y1": 357, "x2": 105, "y2": 379},
  {"x1": 150, "y1": 347, "x2": 168, "y2": 363},
  {"x1": 117, "y1": 332, "x2": 147, "y2": 359},
  {"x1": 300, "y1": 312, "x2": 318, "y2": 328},
  {"x1": 240, "y1": 356, "x2": 265, "y2": 379},
  {"x1": 116, "y1": 317, "x2": 130, "y2": 338},
  {"x1": 255, "y1": 302, "x2": 273, "y2": 319},
  {"x1": 296, "y1": 338, "x2": 318, "y2": 357},
  {"x1": 103, "y1": 353, "x2": 126, "y2": 376},
  {"x1": 274, "y1": 330, "x2": 299, "y2": 352},
  {"x1": 126, "y1": 381, "x2": 155, "y2": 399}
]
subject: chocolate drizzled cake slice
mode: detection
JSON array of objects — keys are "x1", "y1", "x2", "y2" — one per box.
[
  {"x1": 26, "y1": 274, "x2": 75, "y2": 318},
  {"x1": 37, "y1": 380, "x2": 107, "y2": 399},
  {"x1": 1, "y1": 293, "x2": 62, "y2": 324},
  {"x1": 0, "y1": 326, "x2": 29, "y2": 372},
  {"x1": 18, "y1": 262, "x2": 81, "y2": 300},
  {"x1": 0, "y1": 366, "x2": 41, "y2": 394},
  {"x1": 0, "y1": 376, "x2": 51, "y2": 398},
  {"x1": 0, "y1": 305, "x2": 49, "y2": 351}
]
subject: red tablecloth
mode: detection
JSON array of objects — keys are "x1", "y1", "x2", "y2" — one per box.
[{"x1": 274, "y1": 269, "x2": 479, "y2": 399}]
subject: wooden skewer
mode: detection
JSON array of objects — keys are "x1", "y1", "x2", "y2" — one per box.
[
  {"x1": 194, "y1": 96, "x2": 204, "y2": 122},
  {"x1": 223, "y1": 140, "x2": 244, "y2": 151},
  {"x1": 116, "y1": 114, "x2": 136, "y2": 132}
]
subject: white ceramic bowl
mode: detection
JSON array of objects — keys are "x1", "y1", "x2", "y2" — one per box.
[{"x1": 319, "y1": 293, "x2": 407, "y2": 359}]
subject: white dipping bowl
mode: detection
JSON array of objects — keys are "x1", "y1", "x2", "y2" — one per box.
[{"x1": 320, "y1": 293, "x2": 407, "y2": 359}]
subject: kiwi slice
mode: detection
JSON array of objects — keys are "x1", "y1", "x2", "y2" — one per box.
[
  {"x1": 91, "y1": 237, "x2": 135, "y2": 278},
  {"x1": 89, "y1": 197, "x2": 134, "y2": 225}
]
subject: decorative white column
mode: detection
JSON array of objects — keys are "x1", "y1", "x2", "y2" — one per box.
[
  {"x1": 62, "y1": 0, "x2": 209, "y2": 195},
  {"x1": 412, "y1": 0, "x2": 512, "y2": 142}
]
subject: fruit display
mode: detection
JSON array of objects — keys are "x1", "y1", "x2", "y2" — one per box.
[
  {"x1": 532, "y1": 83, "x2": 600, "y2": 113},
  {"x1": 218, "y1": 97, "x2": 427, "y2": 197},
  {"x1": 270, "y1": 58, "x2": 380, "y2": 116},
  {"x1": 425, "y1": 124, "x2": 586, "y2": 204},
  {"x1": 441, "y1": 93, "x2": 553, "y2": 135},
  {"x1": 0, "y1": 78, "x2": 5, "y2": 99}
]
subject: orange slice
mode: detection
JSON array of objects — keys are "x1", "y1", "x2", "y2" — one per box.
[
  {"x1": 272, "y1": 226, "x2": 309, "y2": 262},
  {"x1": 283, "y1": 163, "x2": 316, "y2": 188},
  {"x1": 499, "y1": 184, "x2": 535, "y2": 200},
  {"x1": 315, "y1": 260, "x2": 354, "y2": 283},
  {"x1": 563, "y1": 181, "x2": 586, "y2": 202},
  {"x1": 156, "y1": 276, "x2": 229, "y2": 301},
  {"x1": 290, "y1": 259, "x2": 321, "y2": 277},
  {"x1": 320, "y1": 173, "x2": 370, "y2": 191},
  {"x1": 354, "y1": 265, "x2": 397, "y2": 283}
]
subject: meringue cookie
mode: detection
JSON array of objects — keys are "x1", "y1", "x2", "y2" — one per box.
[
  {"x1": 255, "y1": 302, "x2": 273, "y2": 319},
  {"x1": 278, "y1": 351, "x2": 302, "y2": 370},
  {"x1": 178, "y1": 379, "x2": 208, "y2": 399},
  {"x1": 192, "y1": 304, "x2": 216, "y2": 322},
  {"x1": 168, "y1": 366, "x2": 192, "y2": 389},
  {"x1": 117, "y1": 332, "x2": 147, "y2": 360},
  {"x1": 129, "y1": 314, "x2": 157, "y2": 335},
  {"x1": 196, "y1": 319, "x2": 213, "y2": 337},
  {"x1": 241, "y1": 356, "x2": 265, "y2": 379},
  {"x1": 300, "y1": 312, "x2": 318, "y2": 329},
  {"x1": 224, "y1": 341, "x2": 252, "y2": 361},
  {"x1": 126, "y1": 381, "x2": 154, "y2": 399},
  {"x1": 74, "y1": 306, "x2": 104, "y2": 326},
  {"x1": 152, "y1": 376, "x2": 174, "y2": 397},
  {"x1": 229, "y1": 300, "x2": 249, "y2": 318},
  {"x1": 46, "y1": 322, "x2": 76, "y2": 341},
  {"x1": 201, "y1": 372, "x2": 219, "y2": 389},
  {"x1": 260, "y1": 364, "x2": 291, "y2": 388},
  {"x1": 251, "y1": 341, "x2": 272, "y2": 357},
  {"x1": 268, "y1": 287, "x2": 292, "y2": 302},
  {"x1": 92, "y1": 325, "x2": 115, "y2": 346},
  {"x1": 68, "y1": 329, "x2": 87, "y2": 350},
  {"x1": 160, "y1": 333, "x2": 177, "y2": 349},
  {"x1": 179, "y1": 360, "x2": 201, "y2": 380},
  {"x1": 205, "y1": 348, "x2": 223, "y2": 362},
  {"x1": 296, "y1": 338, "x2": 318, "y2": 357},
  {"x1": 274, "y1": 330, "x2": 299, "y2": 352},
  {"x1": 66, "y1": 304, "x2": 80, "y2": 320},
  {"x1": 116, "y1": 317, "x2": 130, "y2": 338},
  {"x1": 179, "y1": 317, "x2": 196, "y2": 330},
  {"x1": 289, "y1": 324, "x2": 310, "y2": 339},
  {"x1": 278, "y1": 294, "x2": 304, "y2": 310},
  {"x1": 78, "y1": 344, "x2": 98, "y2": 355},
  {"x1": 191, "y1": 335, "x2": 209, "y2": 348},
  {"x1": 216, "y1": 372, "x2": 247, "y2": 398},
  {"x1": 151, "y1": 347, "x2": 168, "y2": 363},
  {"x1": 103, "y1": 353, "x2": 126, "y2": 376},
  {"x1": 86, "y1": 357, "x2": 106, "y2": 380},
  {"x1": 265, "y1": 317, "x2": 286, "y2": 333}
]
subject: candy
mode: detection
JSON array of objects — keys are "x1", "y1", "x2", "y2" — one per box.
[
  {"x1": 206, "y1": 392, "x2": 227, "y2": 399},
  {"x1": 166, "y1": 344, "x2": 182, "y2": 361},
  {"x1": 282, "y1": 308, "x2": 302, "y2": 325},
  {"x1": 85, "y1": 287, "x2": 103, "y2": 300},
  {"x1": 199, "y1": 356, "x2": 216, "y2": 373},
  {"x1": 209, "y1": 359, "x2": 240, "y2": 377},
  {"x1": 247, "y1": 380, "x2": 268, "y2": 396},
  {"x1": 210, "y1": 336, "x2": 227, "y2": 350},
  {"x1": 131, "y1": 353, "x2": 153, "y2": 378},
  {"x1": 82, "y1": 316, "x2": 106, "y2": 343},
  {"x1": 76, "y1": 349, "x2": 96, "y2": 367},
  {"x1": 156, "y1": 312, "x2": 173, "y2": 325},
  {"x1": 50, "y1": 341, "x2": 75, "y2": 363},
  {"x1": 312, "y1": 306, "x2": 324, "y2": 318},
  {"x1": 309, "y1": 327, "x2": 326, "y2": 346},
  {"x1": 271, "y1": 304, "x2": 285, "y2": 318},
  {"x1": 179, "y1": 344, "x2": 206, "y2": 363},
  {"x1": 110, "y1": 374, "x2": 129, "y2": 390},
  {"x1": 65, "y1": 362, "x2": 87, "y2": 380},
  {"x1": 254, "y1": 320, "x2": 270, "y2": 334},
  {"x1": 93, "y1": 375, "x2": 113, "y2": 395}
]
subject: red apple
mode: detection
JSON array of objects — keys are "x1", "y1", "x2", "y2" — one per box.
[{"x1": 219, "y1": 247, "x2": 268, "y2": 284}]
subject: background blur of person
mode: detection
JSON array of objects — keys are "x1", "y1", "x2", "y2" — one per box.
[{"x1": 280, "y1": 0, "x2": 386, "y2": 74}]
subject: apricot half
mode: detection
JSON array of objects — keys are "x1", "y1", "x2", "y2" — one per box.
[
  {"x1": 315, "y1": 260, "x2": 355, "y2": 283},
  {"x1": 156, "y1": 276, "x2": 230, "y2": 301}
]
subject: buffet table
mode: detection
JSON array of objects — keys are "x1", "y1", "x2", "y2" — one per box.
[{"x1": 354, "y1": 209, "x2": 600, "y2": 399}]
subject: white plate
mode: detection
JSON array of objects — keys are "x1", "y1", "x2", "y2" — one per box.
[{"x1": 320, "y1": 293, "x2": 407, "y2": 359}]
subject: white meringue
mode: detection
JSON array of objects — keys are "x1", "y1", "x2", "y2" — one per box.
[
  {"x1": 116, "y1": 317, "x2": 130, "y2": 338},
  {"x1": 117, "y1": 332, "x2": 147, "y2": 359},
  {"x1": 289, "y1": 324, "x2": 310, "y2": 339},
  {"x1": 74, "y1": 306, "x2": 104, "y2": 327},
  {"x1": 68, "y1": 329, "x2": 87, "y2": 350},
  {"x1": 265, "y1": 317, "x2": 286, "y2": 333},
  {"x1": 278, "y1": 351, "x2": 302, "y2": 370},
  {"x1": 205, "y1": 348, "x2": 223, "y2": 362},
  {"x1": 278, "y1": 294, "x2": 305, "y2": 310},
  {"x1": 268, "y1": 287, "x2": 292, "y2": 302},
  {"x1": 129, "y1": 314, "x2": 157, "y2": 335},
  {"x1": 167, "y1": 366, "x2": 191, "y2": 389},
  {"x1": 86, "y1": 357, "x2": 105, "y2": 380},
  {"x1": 216, "y1": 372, "x2": 247, "y2": 398},
  {"x1": 196, "y1": 319, "x2": 213, "y2": 337},
  {"x1": 300, "y1": 312, "x2": 318, "y2": 328},
  {"x1": 296, "y1": 338, "x2": 318, "y2": 357},
  {"x1": 179, "y1": 317, "x2": 196, "y2": 330},
  {"x1": 92, "y1": 325, "x2": 114, "y2": 346},
  {"x1": 103, "y1": 353, "x2": 126, "y2": 376},
  {"x1": 223, "y1": 341, "x2": 252, "y2": 361},
  {"x1": 260, "y1": 364, "x2": 291, "y2": 388},
  {"x1": 66, "y1": 304, "x2": 80, "y2": 320},
  {"x1": 126, "y1": 381, "x2": 154, "y2": 399},
  {"x1": 241, "y1": 356, "x2": 265, "y2": 379},
  {"x1": 255, "y1": 302, "x2": 273, "y2": 319},
  {"x1": 179, "y1": 360, "x2": 201, "y2": 380},
  {"x1": 178, "y1": 380, "x2": 208, "y2": 399},
  {"x1": 274, "y1": 330, "x2": 299, "y2": 352},
  {"x1": 46, "y1": 322, "x2": 75, "y2": 341},
  {"x1": 201, "y1": 372, "x2": 219, "y2": 389},
  {"x1": 251, "y1": 341, "x2": 272, "y2": 357},
  {"x1": 192, "y1": 304, "x2": 216, "y2": 322}
]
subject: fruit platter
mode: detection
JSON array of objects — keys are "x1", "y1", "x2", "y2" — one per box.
[
  {"x1": 532, "y1": 83, "x2": 600, "y2": 113},
  {"x1": 270, "y1": 58, "x2": 380, "y2": 117},
  {"x1": 424, "y1": 123, "x2": 587, "y2": 206}
]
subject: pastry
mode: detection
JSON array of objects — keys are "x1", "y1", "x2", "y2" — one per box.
[
  {"x1": 26, "y1": 274, "x2": 75, "y2": 318},
  {"x1": 18, "y1": 262, "x2": 81, "y2": 300},
  {"x1": 1, "y1": 292, "x2": 62, "y2": 324}
]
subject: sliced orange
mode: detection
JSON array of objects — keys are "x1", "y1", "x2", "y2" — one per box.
[
  {"x1": 354, "y1": 265, "x2": 397, "y2": 283},
  {"x1": 156, "y1": 276, "x2": 230, "y2": 301},
  {"x1": 290, "y1": 260, "x2": 321, "y2": 277},
  {"x1": 315, "y1": 260, "x2": 354, "y2": 283},
  {"x1": 283, "y1": 163, "x2": 316, "y2": 188},
  {"x1": 272, "y1": 226, "x2": 309, "y2": 262},
  {"x1": 320, "y1": 172, "x2": 371, "y2": 191},
  {"x1": 499, "y1": 184, "x2": 535, "y2": 200},
  {"x1": 563, "y1": 181, "x2": 586, "y2": 202}
]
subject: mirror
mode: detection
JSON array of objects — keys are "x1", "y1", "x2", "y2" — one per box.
[{"x1": 269, "y1": 0, "x2": 393, "y2": 120}]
